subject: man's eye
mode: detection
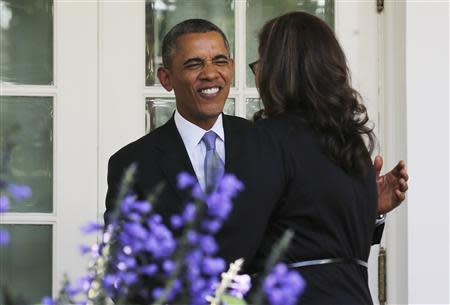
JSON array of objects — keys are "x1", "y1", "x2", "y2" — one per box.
[
  {"x1": 214, "y1": 59, "x2": 229, "y2": 66},
  {"x1": 185, "y1": 62, "x2": 202, "y2": 69}
]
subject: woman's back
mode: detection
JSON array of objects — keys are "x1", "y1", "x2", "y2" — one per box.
[{"x1": 250, "y1": 113, "x2": 378, "y2": 304}]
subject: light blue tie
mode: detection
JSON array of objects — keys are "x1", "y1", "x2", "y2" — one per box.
[{"x1": 201, "y1": 131, "x2": 225, "y2": 193}]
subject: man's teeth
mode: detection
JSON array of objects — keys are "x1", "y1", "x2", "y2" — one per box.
[{"x1": 200, "y1": 87, "x2": 219, "y2": 95}]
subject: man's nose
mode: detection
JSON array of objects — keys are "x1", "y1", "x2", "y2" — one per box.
[{"x1": 199, "y1": 62, "x2": 220, "y2": 80}]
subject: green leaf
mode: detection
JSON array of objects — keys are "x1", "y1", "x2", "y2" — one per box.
[{"x1": 221, "y1": 294, "x2": 248, "y2": 305}]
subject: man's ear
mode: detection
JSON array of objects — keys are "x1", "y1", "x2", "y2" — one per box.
[{"x1": 157, "y1": 67, "x2": 173, "y2": 91}]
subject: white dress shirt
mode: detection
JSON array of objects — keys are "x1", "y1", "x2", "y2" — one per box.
[{"x1": 174, "y1": 110, "x2": 225, "y2": 191}]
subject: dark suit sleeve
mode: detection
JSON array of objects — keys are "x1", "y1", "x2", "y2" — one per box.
[
  {"x1": 372, "y1": 223, "x2": 385, "y2": 244},
  {"x1": 104, "y1": 153, "x2": 126, "y2": 226}
]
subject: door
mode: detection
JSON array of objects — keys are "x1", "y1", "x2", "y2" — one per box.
[
  {"x1": 0, "y1": 0, "x2": 384, "y2": 303},
  {"x1": 0, "y1": 1, "x2": 98, "y2": 303}
]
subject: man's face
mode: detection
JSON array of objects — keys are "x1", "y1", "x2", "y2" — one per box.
[{"x1": 157, "y1": 31, "x2": 234, "y2": 130}]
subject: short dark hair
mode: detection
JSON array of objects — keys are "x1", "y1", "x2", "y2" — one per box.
[
  {"x1": 161, "y1": 19, "x2": 230, "y2": 68},
  {"x1": 257, "y1": 11, "x2": 375, "y2": 176}
]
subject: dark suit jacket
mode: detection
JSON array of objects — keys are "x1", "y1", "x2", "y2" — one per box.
[
  {"x1": 105, "y1": 114, "x2": 384, "y2": 271},
  {"x1": 104, "y1": 114, "x2": 286, "y2": 267}
]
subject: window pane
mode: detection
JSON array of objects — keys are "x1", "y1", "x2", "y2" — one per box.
[
  {"x1": 0, "y1": 224, "x2": 52, "y2": 304},
  {"x1": 0, "y1": 0, "x2": 53, "y2": 85},
  {"x1": 246, "y1": 98, "x2": 263, "y2": 121},
  {"x1": 0, "y1": 96, "x2": 53, "y2": 213},
  {"x1": 246, "y1": 0, "x2": 334, "y2": 87},
  {"x1": 145, "y1": 0, "x2": 235, "y2": 86},
  {"x1": 145, "y1": 97, "x2": 235, "y2": 133}
]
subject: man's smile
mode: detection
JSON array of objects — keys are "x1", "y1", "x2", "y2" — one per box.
[{"x1": 197, "y1": 86, "x2": 222, "y2": 97}]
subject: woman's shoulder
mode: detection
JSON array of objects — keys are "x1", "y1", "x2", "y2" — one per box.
[{"x1": 255, "y1": 112, "x2": 314, "y2": 141}]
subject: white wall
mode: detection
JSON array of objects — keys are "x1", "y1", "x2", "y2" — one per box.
[{"x1": 406, "y1": 1, "x2": 449, "y2": 304}]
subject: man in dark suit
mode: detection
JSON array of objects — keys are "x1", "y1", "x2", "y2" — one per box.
[{"x1": 105, "y1": 19, "x2": 408, "y2": 266}]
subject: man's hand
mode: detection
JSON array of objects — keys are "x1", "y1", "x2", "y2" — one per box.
[{"x1": 375, "y1": 155, "x2": 409, "y2": 214}]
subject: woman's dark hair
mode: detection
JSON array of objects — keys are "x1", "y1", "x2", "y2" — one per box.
[{"x1": 256, "y1": 11, "x2": 375, "y2": 176}]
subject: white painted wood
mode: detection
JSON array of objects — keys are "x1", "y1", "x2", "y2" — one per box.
[
  {"x1": 54, "y1": 0, "x2": 99, "y2": 295},
  {"x1": 98, "y1": 0, "x2": 146, "y2": 223},
  {"x1": 405, "y1": 1, "x2": 449, "y2": 303},
  {"x1": 235, "y1": 0, "x2": 247, "y2": 118},
  {"x1": 382, "y1": 1, "x2": 408, "y2": 303}
]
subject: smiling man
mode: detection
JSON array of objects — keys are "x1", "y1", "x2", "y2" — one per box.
[
  {"x1": 105, "y1": 19, "x2": 408, "y2": 268},
  {"x1": 105, "y1": 19, "x2": 253, "y2": 226}
]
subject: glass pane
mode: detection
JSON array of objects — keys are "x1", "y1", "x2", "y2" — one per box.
[
  {"x1": 0, "y1": 0, "x2": 53, "y2": 85},
  {"x1": 0, "y1": 97, "x2": 53, "y2": 213},
  {"x1": 246, "y1": 0, "x2": 334, "y2": 87},
  {"x1": 145, "y1": 0, "x2": 235, "y2": 86},
  {"x1": 246, "y1": 98, "x2": 263, "y2": 121},
  {"x1": 0, "y1": 224, "x2": 52, "y2": 304},
  {"x1": 145, "y1": 98, "x2": 235, "y2": 133}
]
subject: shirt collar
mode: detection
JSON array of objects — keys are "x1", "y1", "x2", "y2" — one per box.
[{"x1": 174, "y1": 110, "x2": 225, "y2": 151}]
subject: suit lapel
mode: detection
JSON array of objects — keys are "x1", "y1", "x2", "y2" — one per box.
[{"x1": 155, "y1": 117, "x2": 197, "y2": 200}]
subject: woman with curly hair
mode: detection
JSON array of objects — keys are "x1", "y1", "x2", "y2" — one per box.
[{"x1": 248, "y1": 11, "x2": 380, "y2": 304}]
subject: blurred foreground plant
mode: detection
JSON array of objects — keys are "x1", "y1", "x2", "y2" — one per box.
[{"x1": 38, "y1": 166, "x2": 305, "y2": 305}]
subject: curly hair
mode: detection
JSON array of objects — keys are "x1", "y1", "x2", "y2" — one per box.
[{"x1": 255, "y1": 11, "x2": 375, "y2": 176}]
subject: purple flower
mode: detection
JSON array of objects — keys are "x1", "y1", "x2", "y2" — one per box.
[
  {"x1": 140, "y1": 264, "x2": 158, "y2": 276},
  {"x1": 187, "y1": 230, "x2": 199, "y2": 245},
  {"x1": 206, "y1": 193, "x2": 232, "y2": 220},
  {"x1": 64, "y1": 283, "x2": 81, "y2": 298},
  {"x1": 6, "y1": 183, "x2": 32, "y2": 201},
  {"x1": 41, "y1": 296, "x2": 56, "y2": 305},
  {"x1": 189, "y1": 276, "x2": 206, "y2": 294},
  {"x1": 79, "y1": 244, "x2": 92, "y2": 255},
  {"x1": 76, "y1": 275, "x2": 94, "y2": 293},
  {"x1": 80, "y1": 221, "x2": 103, "y2": 234},
  {"x1": 186, "y1": 249, "x2": 203, "y2": 265},
  {"x1": 144, "y1": 222, "x2": 176, "y2": 258},
  {"x1": 263, "y1": 263, "x2": 306, "y2": 305},
  {"x1": 177, "y1": 172, "x2": 196, "y2": 189},
  {"x1": 182, "y1": 203, "x2": 197, "y2": 222},
  {"x1": 202, "y1": 257, "x2": 225, "y2": 276},
  {"x1": 0, "y1": 195, "x2": 10, "y2": 213},
  {"x1": 152, "y1": 287, "x2": 163, "y2": 299},
  {"x1": 191, "y1": 183, "x2": 205, "y2": 200},
  {"x1": 117, "y1": 253, "x2": 137, "y2": 270},
  {"x1": 0, "y1": 229, "x2": 10, "y2": 246},
  {"x1": 119, "y1": 271, "x2": 138, "y2": 285},
  {"x1": 151, "y1": 281, "x2": 181, "y2": 301},
  {"x1": 217, "y1": 174, "x2": 244, "y2": 198},
  {"x1": 163, "y1": 260, "x2": 175, "y2": 274},
  {"x1": 120, "y1": 195, "x2": 135, "y2": 214},
  {"x1": 170, "y1": 214, "x2": 184, "y2": 229},
  {"x1": 102, "y1": 274, "x2": 120, "y2": 296},
  {"x1": 123, "y1": 223, "x2": 148, "y2": 240},
  {"x1": 229, "y1": 274, "x2": 252, "y2": 299},
  {"x1": 201, "y1": 219, "x2": 222, "y2": 234},
  {"x1": 199, "y1": 235, "x2": 218, "y2": 255},
  {"x1": 131, "y1": 200, "x2": 152, "y2": 214}
]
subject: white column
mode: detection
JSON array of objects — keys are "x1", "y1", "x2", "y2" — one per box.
[
  {"x1": 406, "y1": 1, "x2": 449, "y2": 303},
  {"x1": 55, "y1": 0, "x2": 99, "y2": 291}
]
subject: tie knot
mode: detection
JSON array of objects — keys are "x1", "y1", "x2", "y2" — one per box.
[{"x1": 202, "y1": 131, "x2": 218, "y2": 151}]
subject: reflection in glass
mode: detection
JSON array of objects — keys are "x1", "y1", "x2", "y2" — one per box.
[
  {"x1": 145, "y1": 98, "x2": 235, "y2": 133},
  {"x1": 246, "y1": 0, "x2": 334, "y2": 87},
  {"x1": 0, "y1": 96, "x2": 53, "y2": 213},
  {"x1": 246, "y1": 98, "x2": 263, "y2": 121},
  {"x1": 0, "y1": 0, "x2": 53, "y2": 85},
  {"x1": 0, "y1": 224, "x2": 52, "y2": 304},
  {"x1": 145, "y1": 0, "x2": 235, "y2": 86}
]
